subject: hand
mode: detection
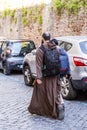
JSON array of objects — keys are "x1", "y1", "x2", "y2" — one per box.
[{"x1": 37, "y1": 79, "x2": 42, "y2": 84}]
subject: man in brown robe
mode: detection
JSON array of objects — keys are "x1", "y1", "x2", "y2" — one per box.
[{"x1": 28, "y1": 32, "x2": 64, "y2": 119}]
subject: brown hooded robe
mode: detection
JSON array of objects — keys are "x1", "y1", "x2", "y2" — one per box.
[{"x1": 28, "y1": 42, "x2": 61, "y2": 118}]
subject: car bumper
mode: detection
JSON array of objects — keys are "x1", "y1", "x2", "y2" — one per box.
[
  {"x1": 8, "y1": 64, "x2": 23, "y2": 71},
  {"x1": 72, "y1": 77, "x2": 87, "y2": 90}
]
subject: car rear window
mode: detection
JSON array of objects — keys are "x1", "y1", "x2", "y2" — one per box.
[
  {"x1": 8, "y1": 41, "x2": 36, "y2": 56},
  {"x1": 58, "y1": 40, "x2": 72, "y2": 52},
  {"x1": 79, "y1": 41, "x2": 87, "y2": 54}
]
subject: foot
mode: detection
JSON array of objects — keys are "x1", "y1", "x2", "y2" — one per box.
[{"x1": 57, "y1": 104, "x2": 65, "y2": 120}]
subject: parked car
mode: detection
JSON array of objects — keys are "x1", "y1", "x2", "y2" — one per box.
[
  {"x1": 0, "y1": 39, "x2": 36, "y2": 75},
  {"x1": 23, "y1": 36, "x2": 87, "y2": 100},
  {"x1": 23, "y1": 49, "x2": 36, "y2": 86}
]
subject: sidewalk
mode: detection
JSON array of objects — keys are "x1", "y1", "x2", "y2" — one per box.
[{"x1": 0, "y1": 74, "x2": 87, "y2": 130}]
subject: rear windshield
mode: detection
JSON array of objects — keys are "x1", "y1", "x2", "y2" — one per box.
[
  {"x1": 8, "y1": 41, "x2": 36, "y2": 56},
  {"x1": 79, "y1": 41, "x2": 87, "y2": 54}
]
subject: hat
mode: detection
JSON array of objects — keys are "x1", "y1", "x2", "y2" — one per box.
[
  {"x1": 51, "y1": 38, "x2": 58, "y2": 45},
  {"x1": 42, "y1": 32, "x2": 51, "y2": 40}
]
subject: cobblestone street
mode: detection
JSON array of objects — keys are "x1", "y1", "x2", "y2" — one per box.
[{"x1": 0, "y1": 73, "x2": 87, "y2": 130}]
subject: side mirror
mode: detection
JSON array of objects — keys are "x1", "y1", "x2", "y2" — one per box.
[{"x1": 32, "y1": 49, "x2": 36, "y2": 55}]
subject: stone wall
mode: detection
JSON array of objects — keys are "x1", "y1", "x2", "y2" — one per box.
[
  {"x1": 0, "y1": 5, "x2": 87, "y2": 46},
  {"x1": 53, "y1": 9, "x2": 87, "y2": 37}
]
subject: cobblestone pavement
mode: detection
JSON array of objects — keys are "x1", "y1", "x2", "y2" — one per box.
[{"x1": 0, "y1": 73, "x2": 87, "y2": 130}]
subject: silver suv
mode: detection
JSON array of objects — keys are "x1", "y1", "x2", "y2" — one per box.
[{"x1": 23, "y1": 36, "x2": 87, "y2": 100}]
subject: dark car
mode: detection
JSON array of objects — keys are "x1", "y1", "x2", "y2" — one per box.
[{"x1": 0, "y1": 39, "x2": 36, "y2": 75}]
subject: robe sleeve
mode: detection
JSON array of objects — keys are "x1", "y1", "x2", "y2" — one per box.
[{"x1": 36, "y1": 48, "x2": 43, "y2": 80}]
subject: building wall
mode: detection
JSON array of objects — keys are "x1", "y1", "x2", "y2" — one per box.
[{"x1": 0, "y1": 4, "x2": 87, "y2": 46}]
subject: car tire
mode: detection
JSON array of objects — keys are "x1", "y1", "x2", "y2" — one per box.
[
  {"x1": 61, "y1": 77, "x2": 77, "y2": 100},
  {"x1": 23, "y1": 65, "x2": 34, "y2": 86},
  {"x1": 3, "y1": 62, "x2": 10, "y2": 75}
]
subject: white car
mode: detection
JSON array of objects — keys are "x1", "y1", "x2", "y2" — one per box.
[{"x1": 23, "y1": 36, "x2": 87, "y2": 100}]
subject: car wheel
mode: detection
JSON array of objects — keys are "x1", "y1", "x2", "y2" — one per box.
[
  {"x1": 61, "y1": 77, "x2": 77, "y2": 100},
  {"x1": 23, "y1": 65, "x2": 34, "y2": 86},
  {"x1": 3, "y1": 62, "x2": 10, "y2": 75}
]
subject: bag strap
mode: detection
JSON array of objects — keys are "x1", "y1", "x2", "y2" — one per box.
[
  {"x1": 40, "y1": 44, "x2": 60, "y2": 56},
  {"x1": 39, "y1": 45, "x2": 46, "y2": 53}
]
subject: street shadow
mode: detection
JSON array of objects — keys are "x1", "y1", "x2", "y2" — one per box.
[
  {"x1": 76, "y1": 91, "x2": 87, "y2": 102},
  {"x1": 0, "y1": 69, "x2": 23, "y2": 75},
  {"x1": 11, "y1": 70, "x2": 23, "y2": 75}
]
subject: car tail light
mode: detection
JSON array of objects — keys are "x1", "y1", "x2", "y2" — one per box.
[
  {"x1": 10, "y1": 62, "x2": 14, "y2": 64},
  {"x1": 83, "y1": 78, "x2": 87, "y2": 83},
  {"x1": 73, "y1": 57, "x2": 87, "y2": 66}
]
